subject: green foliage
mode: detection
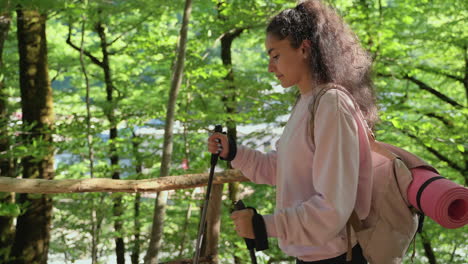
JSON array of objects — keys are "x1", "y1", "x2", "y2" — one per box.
[{"x1": 0, "y1": 202, "x2": 21, "y2": 217}]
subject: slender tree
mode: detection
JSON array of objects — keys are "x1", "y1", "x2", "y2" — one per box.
[
  {"x1": 76, "y1": 10, "x2": 104, "y2": 264},
  {"x1": 216, "y1": 1, "x2": 247, "y2": 262},
  {"x1": 144, "y1": 0, "x2": 193, "y2": 263},
  {"x1": 420, "y1": 230, "x2": 437, "y2": 264},
  {"x1": 220, "y1": 26, "x2": 244, "y2": 198},
  {"x1": 131, "y1": 132, "x2": 143, "y2": 264},
  {"x1": 67, "y1": 9, "x2": 126, "y2": 262},
  {"x1": 94, "y1": 16, "x2": 126, "y2": 264},
  {"x1": 198, "y1": 4, "x2": 246, "y2": 262},
  {"x1": 11, "y1": 8, "x2": 55, "y2": 264}
]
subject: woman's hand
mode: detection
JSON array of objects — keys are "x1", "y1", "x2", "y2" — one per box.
[
  {"x1": 231, "y1": 209, "x2": 255, "y2": 239},
  {"x1": 207, "y1": 132, "x2": 230, "y2": 159}
]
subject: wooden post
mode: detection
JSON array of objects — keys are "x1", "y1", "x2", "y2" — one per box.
[{"x1": 201, "y1": 184, "x2": 224, "y2": 263}]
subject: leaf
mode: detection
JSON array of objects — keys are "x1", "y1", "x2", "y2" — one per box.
[{"x1": 402, "y1": 16, "x2": 414, "y2": 25}]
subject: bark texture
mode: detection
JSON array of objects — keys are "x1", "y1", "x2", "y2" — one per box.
[
  {"x1": 12, "y1": 9, "x2": 54, "y2": 264},
  {"x1": 95, "y1": 19, "x2": 125, "y2": 263},
  {"x1": 217, "y1": 2, "x2": 245, "y2": 260},
  {"x1": 144, "y1": 0, "x2": 192, "y2": 263}
]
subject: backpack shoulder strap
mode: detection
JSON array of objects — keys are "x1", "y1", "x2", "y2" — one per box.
[
  {"x1": 308, "y1": 84, "x2": 362, "y2": 145},
  {"x1": 308, "y1": 83, "x2": 400, "y2": 161},
  {"x1": 308, "y1": 83, "x2": 375, "y2": 145},
  {"x1": 308, "y1": 85, "x2": 333, "y2": 146},
  {"x1": 379, "y1": 142, "x2": 438, "y2": 173}
]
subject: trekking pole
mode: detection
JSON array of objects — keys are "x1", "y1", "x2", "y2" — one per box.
[
  {"x1": 233, "y1": 200, "x2": 258, "y2": 264},
  {"x1": 193, "y1": 125, "x2": 223, "y2": 264}
]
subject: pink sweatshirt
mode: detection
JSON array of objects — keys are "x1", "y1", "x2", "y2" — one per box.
[{"x1": 231, "y1": 89, "x2": 373, "y2": 261}]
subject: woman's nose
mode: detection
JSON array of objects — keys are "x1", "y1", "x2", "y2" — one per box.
[{"x1": 268, "y1": 61, "x2": 275, "y2": 73}]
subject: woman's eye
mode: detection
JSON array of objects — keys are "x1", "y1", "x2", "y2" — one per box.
[{"x1": 273, "y1": 55, "x2": 279, "y2": 61}]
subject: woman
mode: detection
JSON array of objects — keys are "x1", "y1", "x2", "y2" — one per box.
[{"x1": 208, "y1": 0, "x2": 377, "y2": 263}]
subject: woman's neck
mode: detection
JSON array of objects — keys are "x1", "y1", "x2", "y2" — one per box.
[{"x1": 297, "y1": 74, "x2": 315, "y2": 95}]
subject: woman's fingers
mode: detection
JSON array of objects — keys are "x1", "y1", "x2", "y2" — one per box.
[
  {"x1": 207, "y1": 138, "x2": 223, "y2": 154},
  {"x1": 207, "y1": 140, "x2": 222, "y2": 153},
  {"x1": 207, "y1": 132, "x2": 229, "y2": 158},
  {"x1": 230, "y1": 209, "x2": 255, "y2": 239}
]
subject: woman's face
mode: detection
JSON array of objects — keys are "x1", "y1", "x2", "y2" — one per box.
[{"x1": 265, "y1": 34, "x2": 310, "y2": 89}]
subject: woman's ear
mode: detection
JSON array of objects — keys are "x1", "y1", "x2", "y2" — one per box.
[
  {"x1": 301, "y1": 40, "x2": 311, "y2": 50},
  {"x1": 301, "y1": 40, "x2": 312, "y2": 58}
]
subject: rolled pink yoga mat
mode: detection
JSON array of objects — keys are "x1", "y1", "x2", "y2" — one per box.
[{"x1": 407, "y1": 168, "x2": 468, "y2": 229}]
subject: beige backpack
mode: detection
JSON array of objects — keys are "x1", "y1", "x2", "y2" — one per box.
[{"x1": 309, "y1": 84, "x2": 437, "y2": 264}]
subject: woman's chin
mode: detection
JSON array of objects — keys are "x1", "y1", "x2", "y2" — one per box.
[{"x1": 280, "y1": 82, "x2": 294, "y2": 89}]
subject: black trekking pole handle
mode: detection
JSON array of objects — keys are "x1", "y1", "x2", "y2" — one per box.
[
  {"x1": 193, "y1": 125, "x2": 223, "y2": 264},
  {"x1": 233, "y1": 200, "x2": 258, "y2": 264}
]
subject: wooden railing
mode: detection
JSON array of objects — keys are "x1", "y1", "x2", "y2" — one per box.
[{"x1": 0, "y1": 169, "x2": 248, "y2": 193}]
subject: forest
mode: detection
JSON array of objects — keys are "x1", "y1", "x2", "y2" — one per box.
[{"x1": 0, "y1": 0, "x2": 466, "y2": 263}]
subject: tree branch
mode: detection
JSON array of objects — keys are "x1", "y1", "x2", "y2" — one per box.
[
  {"x1": 402, "y1": 130, "x2": 464, "y2": 172},
  {"x1": 403, "y1": 75, "x2": 464, "y2": 108},
  {"x1": 416, "y1": 111, "x2": 454, "y2": 128},
  {"x1": 66, "y1": 22, "x2": 103, "y2": 68},
  {"x1": 108, "y1": 44, "x2": 129, "y2": 55},
  {"x1": 50, "y1": 67, "x2": 67, "y2": 83},
  {"x1": 464, "y1": 43, "x2": 468, "y2": 103},
  {"x1": 449, "y1": 242, "x2": 459, "y2": 262},
  {"x1": 415, "y1": 65, "x2": 464, "y2": 83},
  {"x1": 420, "y1": 231, "x2": 438, "y2": 264},
  {"x1": 107, "y1": 32, "x2": 125, "y2": 47},
  {"x1": 0, "y1": 170, "x2": 248, "y2": 194},
  {"x1": 225, "y1": 28, "x2": 245, "y2": 40},
  {"x1": 107, "y1": 12, "x2": 153, "y2": 47}
]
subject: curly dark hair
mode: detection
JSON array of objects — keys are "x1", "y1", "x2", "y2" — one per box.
[{"x1": 266, "y1": 0, "x2": 378, "y2": 128}]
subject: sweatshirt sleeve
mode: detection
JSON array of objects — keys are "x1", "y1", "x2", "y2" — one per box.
[
  {"x1": 231, "y1": 145, "x2": 277, "y2": 186},
  {"x1": 263, "y1": 90, "x2": 360, "y2": 245}
]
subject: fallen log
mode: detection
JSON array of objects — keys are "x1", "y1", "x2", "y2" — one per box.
[{"x1": 0, "y1": 170, "x2": 249, "y2": 194}]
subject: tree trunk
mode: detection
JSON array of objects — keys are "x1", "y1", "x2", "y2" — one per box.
[
  {"x1": 131, "y1": 192, "x2": 141, "y2": 264},
  {"x1": 66, "y1": 10, "x2": 126, "y2": 263},
  {"x1": 11, "y1": 8, "x2": 54, "y2": 264},
  {"x1": 76, "y1": 14, "x2": 102, "y2": 264},
  {"x1": 420, "y1": 231, "x2": 437, "y2": 264},
  {"x1": 90, "y1": 200, "x2": 99, "y2": 264},
  {"x1": 178, "y1": 188, "x2": 197, "y2": 257},
  {"x1": 220, "y1": 28, "x2": 243, "y2": 203},
  {"x1": 94, "y1": 17, "x2": 125, "y2": 264},
  {"x1": 131, "y1": 133, "x2": 143, "y2": 264},
  {"x1": 201, "y1": 184, "x2": 224, "y2": 264},
  {"x1": 463, "y1": 44, "x2": 467, "y2": 103},
  {"x1": 463, "y1": 45, "x2": 468, "y2": 185},
  {"x1": 144, "y1": 0, "x2": 192, "y2": 263},
  {"x1": 0, "y1": 9, "x2": 14, "y2": 263},
  {"x1": 199, "y1": 26, "x2": 245, "y2": 264},
  {"x1": 218, "y1": 1, "x2": 245, "y2": 257},
  {"x1": 178, "y1": 121, "x2": 194, "y2": 257},
  {"x1": 90, "y1": 195, "x2": 105, "y2": 264}
]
